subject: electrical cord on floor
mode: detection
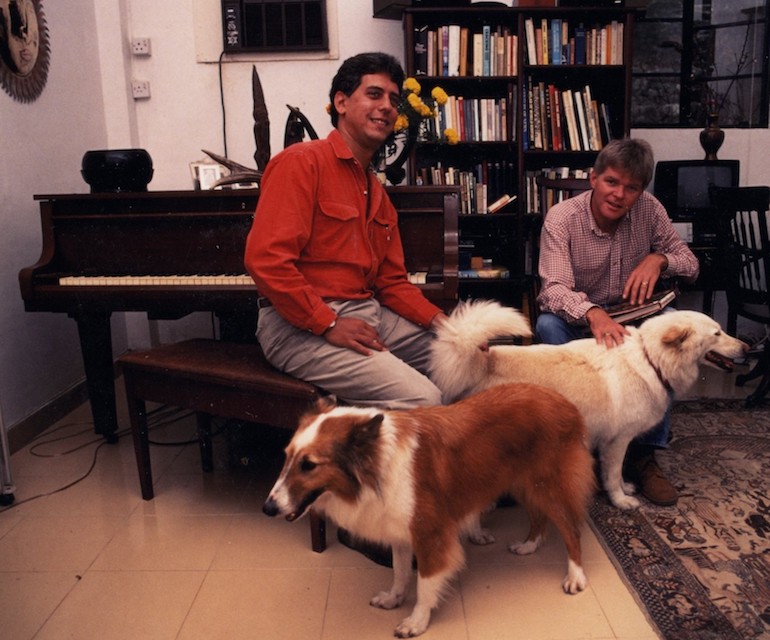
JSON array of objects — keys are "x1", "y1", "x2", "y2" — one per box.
[{"x1": 0, "y1": 404, "x2": 208, "y2": 512}]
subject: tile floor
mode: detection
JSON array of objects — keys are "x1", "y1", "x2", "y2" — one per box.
[{"x1": 0, "y1": 365, "x2": 756, "y2": 640}]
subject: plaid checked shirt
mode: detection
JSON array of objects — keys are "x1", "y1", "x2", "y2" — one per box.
[{"x1": 536, "y1": 190, "x2": 700, "y2": 324}]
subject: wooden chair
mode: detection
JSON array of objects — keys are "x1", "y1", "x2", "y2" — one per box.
[
  {"x1": 119, "y1": 339, "x2": 328, "y2": 552},
  {"x1": 711, "y1": 186, "x2": 770, "y2": 406}
]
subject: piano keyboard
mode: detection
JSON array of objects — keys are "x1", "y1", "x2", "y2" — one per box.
[
  {"x1": 59, "y1": 273, "x2": 432, "y2": 286},
  {"x1": 59, "y1": 274, "x2": 255, "y2": 286}
]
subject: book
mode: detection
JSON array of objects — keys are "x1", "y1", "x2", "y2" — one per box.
[
  {"x1": 488, "y1": 193, "x2": 517, "y2": 214},
  {"x1": 459, "y1": 27, "x2": 469, "y2": 76},
  {"x1": 574, "y1": 23, "x2": 586, "y2": 65},
  {"x1": 551, "y1": 19, "x2": 561, "y2": 65},
  {"x1": 524, "y1": 18, "x2": 537, "y2": 65},
  {"x1": 472, "y1": 32, "x2": 484, "y2": 76},
  {"x1": 448, "y1": 24, "x2": 461, "y2": 76},
  {"x1": 605, "y1": 289, "x2": 678, "y2": 325},
  {"x1": 574, "y1": 90, "x2": 590, "y2": 151},
  {"x1": 414, "y1": 26, "x2": 428, "y2": 75}
]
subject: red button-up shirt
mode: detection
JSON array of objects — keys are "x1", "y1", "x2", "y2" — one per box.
[{"x1": 244, "y1": 130, "x2": 442, "y2": 336}]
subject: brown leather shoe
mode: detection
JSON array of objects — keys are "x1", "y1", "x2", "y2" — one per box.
[{"x1": 633, "y1": 452, "x2": 678, "y2": 506}]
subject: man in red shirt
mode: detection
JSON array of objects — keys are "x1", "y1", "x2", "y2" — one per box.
[{"x1": 244, "y1": 52, "x2": 447, "y2": 410}]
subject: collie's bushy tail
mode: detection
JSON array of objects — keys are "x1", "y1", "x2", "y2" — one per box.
[{"x1": 430, "y1": 300, "x2": 532, "y2": 402}]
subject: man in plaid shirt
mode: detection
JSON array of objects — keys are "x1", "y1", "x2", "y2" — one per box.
[{"x1": 536, "y1": 138, "x2": 699, "y2": 506}]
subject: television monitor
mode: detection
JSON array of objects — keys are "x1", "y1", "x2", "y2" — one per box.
[{"x1": 653, "y1": 160, "x2": 740, "y2": 220}]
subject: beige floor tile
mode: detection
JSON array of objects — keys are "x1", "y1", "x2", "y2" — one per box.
[
  {"x1": 34, "y1": 570, "x2": 206, "y2": 640},
  {"x1": 0, "y1": 572, "x2": 78, "y2": 640},
  {"x1": 586, "y1": 559, "x2": 659, "y2": 639},
  {"x1": 92, "y1": 511, "x2": 234, "y2": 571},
  {"x1": 461, "y1": 563, "x2": 615, "y2": 640},
  {"x1": 212, "y1": 514, "x2": 376, "y2": 570},
  {"x1": 178, "y1": 569, "x2": 329, "y2": 640},
  {"x1": 323, "y1": 566, "x2": 468, "y2": 640},
  {"x1": 0, "y1": 515, "x2": 124, "y2": 572},
  {"x1": 13, "y1": 470, "x2": 142, "y2": 518},
  {"x1": 138, "y1": 470, "x2": 252, "y2": 516}
]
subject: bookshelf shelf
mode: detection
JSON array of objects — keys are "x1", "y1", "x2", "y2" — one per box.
[{"x1": 403, "y1": 6, "x2": 634, "y2": 300}]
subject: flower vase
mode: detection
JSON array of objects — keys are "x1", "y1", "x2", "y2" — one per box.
[
  {"x1": 384, "y1": 126, "x2": 419, "y2": 186},
  {"x1": 699, "y1": 113, "x2": 724, "y2": 161}
]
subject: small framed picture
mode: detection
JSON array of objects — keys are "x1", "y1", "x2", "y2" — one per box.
[{"x1": 189, "y1": 161, "x2": 226, "y2": 190}]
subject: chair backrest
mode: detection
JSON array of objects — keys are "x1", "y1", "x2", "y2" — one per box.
[
  {"x1": 710, "y1": 186, "x2": 770, "y2": 333},
  {"x1": 531, "y1": 175, "x2": 590, "y2": 277},
  {"x1": 536, "y1": 175, "x2": 591, "y2": 217}
]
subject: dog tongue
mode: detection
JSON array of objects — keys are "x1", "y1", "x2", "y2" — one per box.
[{"x1": 706, "y1": 351, "x2": 734, "y2": 371}]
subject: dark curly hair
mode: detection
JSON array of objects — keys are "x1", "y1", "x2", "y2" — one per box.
[{"x1": 328, "y1": 52, "x2": 404, "y2": 127}]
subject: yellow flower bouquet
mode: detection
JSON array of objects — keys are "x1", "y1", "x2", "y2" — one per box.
[{"x1": 379, "y1": 77, "x2": 458, "y2": 185}]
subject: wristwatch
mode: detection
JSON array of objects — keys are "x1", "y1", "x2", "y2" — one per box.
[{"x1": 324, "y1": 319, "x2": 337, "y2": 334}]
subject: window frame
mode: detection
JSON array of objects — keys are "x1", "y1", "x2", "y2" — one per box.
[
  {"x1": 631, "y1": 0, "x2": 769, "y2": 129},
  {"x1": 226, "y1": 0, "x2": 329, "y2": 54}
]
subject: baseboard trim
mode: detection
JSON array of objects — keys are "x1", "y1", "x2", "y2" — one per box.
[{"x1": 7, "y1": 381, "x2": 90, "y2": 454}]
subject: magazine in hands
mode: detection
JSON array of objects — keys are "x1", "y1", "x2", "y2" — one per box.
[{"x1": 605, "y1": 288, "x2": 678, "y2": 325}]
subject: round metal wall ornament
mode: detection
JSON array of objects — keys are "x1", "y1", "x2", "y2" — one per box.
[{"x1": 0, "y1": 0, "x2": 50, "y2": 103}]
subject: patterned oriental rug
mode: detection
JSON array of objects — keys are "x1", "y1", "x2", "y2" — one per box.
[{"x1": 589, "y1": 400, "x2": 770, "y2": 640}]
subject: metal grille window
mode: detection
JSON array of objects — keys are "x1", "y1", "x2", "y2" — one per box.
[
  {"x1": 223, "y1": 0, "x2": 328, "y2": 53},
  {"x1": 632, "y1": 0, "x2": 769, "y2": 128}
]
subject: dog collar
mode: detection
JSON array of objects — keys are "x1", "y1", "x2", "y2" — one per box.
[{"x1": 643, "y1": 344, "x2": 673, "y2": 393}]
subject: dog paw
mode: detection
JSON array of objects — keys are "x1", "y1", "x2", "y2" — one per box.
[
  {"x1": 394, "y1": 613, "x2": 429, "y2": 638},
  {"x1": 468, "y1": 527, "x2": 496, "y2": 545},
  {"x1": 370, "y1": 590, "x2": 404, "y2": 610},
  {"x1": 508, "y1": 536, "x2": 541, "y2": 555},
  {"x1": 610, "y1": 492, "x2": 641, "y2": 510},
  {"x1": 562, "y1": 560, "x2": 588, "y2": 594}
]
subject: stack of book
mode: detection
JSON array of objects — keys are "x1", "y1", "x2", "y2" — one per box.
[
  {"x1": 523, "y1": 79, "x2": 612, "y2": 152},
  {"x1": 523, "y1": 17, "x2": 624, "y2": 66},
  {"x1": 413, "y1": 24, "x2": 519, "y2": 77}
]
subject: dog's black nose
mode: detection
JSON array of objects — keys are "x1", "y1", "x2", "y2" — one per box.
[{"x1": 263, "y1": 497, "x2": 279, "y2": 517}]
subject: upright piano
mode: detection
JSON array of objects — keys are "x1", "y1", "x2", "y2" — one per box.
[{"x1": 19, "y1": 186, "x2": 459, "y2": 439}]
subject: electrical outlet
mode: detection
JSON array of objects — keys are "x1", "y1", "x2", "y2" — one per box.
[
  {"x1": 131, "y1": 80, "x2": 151, "y2": 100},
  {"x1": 130, "y1": 37, "x2": 151, "y2": 56}
]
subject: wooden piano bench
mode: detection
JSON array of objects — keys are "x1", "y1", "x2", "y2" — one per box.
[{"x1": 117, "y1": 338, "x2": 327, "y2": 552}]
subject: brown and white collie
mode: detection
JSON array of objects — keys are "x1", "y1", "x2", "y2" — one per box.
[{"x1": 263, "y1": 383, "x2": 595, "y2": 638}]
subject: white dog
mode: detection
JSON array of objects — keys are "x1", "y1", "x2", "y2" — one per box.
[{"x1": 430, "y1": 300, "x2": 747, "y2": 509}]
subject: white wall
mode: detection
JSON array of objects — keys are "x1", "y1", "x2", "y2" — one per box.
[
  {"x1": 0, "y1": 0, "x2": 768, "y2": 437},
  {"x1": 0, "y1": 2, "x2": 110, "y2": 431}
]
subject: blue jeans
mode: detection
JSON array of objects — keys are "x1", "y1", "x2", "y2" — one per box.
[{"x1": 535, "y1": 312, "x2": 670, "y2": 449}]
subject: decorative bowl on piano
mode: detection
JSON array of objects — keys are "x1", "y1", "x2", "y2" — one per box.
[{"x1": 81, "y1": 149, "x2": 154, "y2": 193}]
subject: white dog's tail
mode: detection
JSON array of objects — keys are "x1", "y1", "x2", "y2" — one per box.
[{"x1": 430, "y1": 299, "x2": 532, "y2": 402}]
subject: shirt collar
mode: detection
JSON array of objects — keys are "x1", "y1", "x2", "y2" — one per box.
[{"x1": 328, "y1": 129, "x2": 355, "y2": 161}]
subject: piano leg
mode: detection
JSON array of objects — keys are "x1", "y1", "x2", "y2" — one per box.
[{"x1": 73, "y1": 312, "x2": 119, "y2": 443}]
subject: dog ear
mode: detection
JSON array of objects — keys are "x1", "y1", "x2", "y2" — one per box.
[
  {"x1": 336, "y1": 414, "x2": 384, "y2": 492},
  {"x1": 661, "y1": 325, "x2": 693, "y2": 348},
  {"x1": 315, "y1": 394, "x2": 338, "y2": 413}
]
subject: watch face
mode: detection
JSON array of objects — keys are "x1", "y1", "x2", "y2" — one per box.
[{"x1": 0, "y1": 0, "x2": 50, "y2": 102}]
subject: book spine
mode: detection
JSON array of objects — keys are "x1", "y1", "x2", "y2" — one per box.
[{"x1": 414, "y1": 26, "x2": 428, "y2": 75}]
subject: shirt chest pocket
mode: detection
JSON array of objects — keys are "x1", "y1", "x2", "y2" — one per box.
[{"x1": 312, "y1": 201, "x2": 361, "y2": 259}]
